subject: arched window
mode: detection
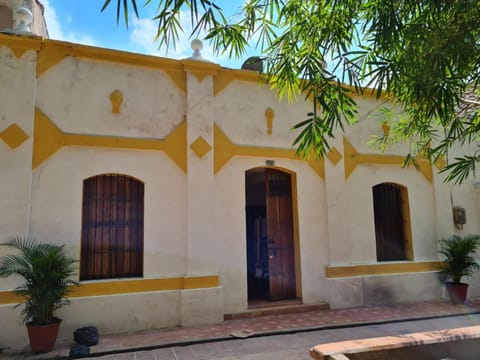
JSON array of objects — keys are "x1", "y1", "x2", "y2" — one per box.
[
  {"x1": 80, "y1": 174, "x2": 144, "y2": 280},
  {"x1": 372, "y1": 183, "x2": 413, "y2": 261}
]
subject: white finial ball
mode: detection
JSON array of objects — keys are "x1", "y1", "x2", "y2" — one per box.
[
  {"x1": 14, "y1": 7, "x2": 33, "y2": 33},
  {"x1": 191, "y1": 39, "x2": 203, "y2": 52},
  {"x1": 16, "y1": 7, "x2": 33, "y2": 26}
]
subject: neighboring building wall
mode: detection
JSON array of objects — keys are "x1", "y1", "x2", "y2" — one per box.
[
  {"x1": 31, "y1": 0, "x2": 48, "y2": 37},
  {"x1": 1, "y1": 34, "x2": 479, "y2": 349},
  {"x1": 0, "y1": 0, "x2": 48, "y2": 37},
  {"x1": 0, "y1": 5, "x2": 13, "y2": 30}
]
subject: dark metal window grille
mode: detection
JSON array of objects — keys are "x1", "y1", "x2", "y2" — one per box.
[
  {"x1": 80, "y1": 174, "x2": 144, "y2": 280},
  {"x1": 373, "y1": 183, "x2": 407, "y2": 261}
]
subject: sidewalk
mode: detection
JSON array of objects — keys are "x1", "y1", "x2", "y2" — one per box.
[{"x1": 8, "y1": 298, "x2": 480, "y2": 359}]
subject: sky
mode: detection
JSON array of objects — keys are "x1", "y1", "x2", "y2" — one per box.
[{"x1": 41, "y1": 0, "x2": 253, "y2": 69}]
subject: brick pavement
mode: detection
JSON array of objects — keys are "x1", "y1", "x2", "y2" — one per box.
[
  {"x1": 6, "y1": 298, "x2": 480, "y2": 359},
  {"x1": 82, "y1": 314, "x2": 480, "y2": 360}
]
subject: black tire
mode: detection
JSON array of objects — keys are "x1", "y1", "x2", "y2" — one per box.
[
  {"x1": 74, "y1": 326, "x2": 99, "y2": 346},
  {"x1": 69, "y1": 344, "x2": 90, "y2": 359}
]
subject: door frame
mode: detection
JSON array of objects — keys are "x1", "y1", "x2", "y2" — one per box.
[{"x1": 245, "y1": 166, "x2": 302, "y2": 301}]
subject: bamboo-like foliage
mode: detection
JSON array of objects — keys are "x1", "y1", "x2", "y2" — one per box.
[
  {"x1": 0, "y1": 236, "x2": 78, "y2": 325},
  {"x1": 102, "y1": 0, "x2": 480, "y2": 183},
  {"x1": 439, "y1": 234, "x2": 480, "y2": 284}
]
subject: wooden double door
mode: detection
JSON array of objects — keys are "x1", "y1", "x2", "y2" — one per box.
[{"x1": 246, "y1": 168, "x2": 296, "y2": 301}]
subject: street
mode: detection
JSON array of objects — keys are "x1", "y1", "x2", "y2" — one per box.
[{"x1": 91, "y1": 314, "x2": 480, "y2": 359}]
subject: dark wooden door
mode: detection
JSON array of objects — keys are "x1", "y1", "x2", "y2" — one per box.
[{"x1": 265, "y1": 169, "x2": 296, "y2": 300}]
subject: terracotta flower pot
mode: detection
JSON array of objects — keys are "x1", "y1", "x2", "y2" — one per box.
[
  {"x1": 26, "y1": 318, "x2": 61, "y2": 354},
  {"x1": 446, "y1": 282, "x2": 469, "y2": 304}
]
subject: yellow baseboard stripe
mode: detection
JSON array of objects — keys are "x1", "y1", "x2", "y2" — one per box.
[
  {"x1": 0, "y1": 275, "x2": 219, "y2": 304},
  {"x1": 183, "y1": 276, "x2": 219, "y2": 290},
  {"x1": 325, "y1": 261, "x2": 444, "y2": 278},
  {"x1": 0, "y1": 291, "x2": 22, "y2": 305}
]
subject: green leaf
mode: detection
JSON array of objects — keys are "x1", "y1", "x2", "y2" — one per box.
[{"x1": 0, "y1": 236, "x2": 78, "y2": 325}]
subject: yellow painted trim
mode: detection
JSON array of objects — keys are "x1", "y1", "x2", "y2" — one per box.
[
  {"x1": 190, "y1": 136, "x2": 212, "y2": 159},
  {"x1": 325, "y1": 261, "x2": 444, "y2": 278},
  {"x1": 326, "y1": 147, "x2": 343, "y2": 166},
  {"x1": 32, "y1": 108, "x2": 187, "y2": 172},
  {"x1": 400, "y1": 185, "x2": 414, "y2": 261},
  {"x1": 0, "y1": 33, "x2": 42, "y2": 59},
  {"x1": 36, "y1": 39, "x2": 187, "y2": 93},
  {"x1": 109, "y1": 90, "x2": 123, "y2": 114},
  {"x1": 214, "y1": 124, "x2": 325, "y2": 178},
  {"x1": 435, "y1": 156, "x2": 447, "y2": 170},
  {"x1": 0, "y1": 123, "x2": 30, "y2": 149},
  {"x1": 214, "y1": 68, "x2": 265, "y2": 96},
  {"x1": 382, "y1": 121, "x2": 390, "y2": 136},
  {"x1": 0, "y1": 35, "x2": 386, "y2": 100},
  {"x1": 36, "y1": 41, "x2": 67, "y2": 77},
  {"x1": 71, "y1": 278, "x2": 182, "y2": 297},
  {"x1": 290, "y1": 171, "x2": 303, "y2": 299},
  {"x1": 265, "y1": 108, "x2": 274, "y2": 135},
  {"x1": 0, "y1": 275, "x2": 219, "y2": 304},
  {"x1": 213, "y1": 67, "x2": 388, "y2": 100},
  {"x1": 183, "y1": 275, "x2": 219, "y2": 289},
  {"x1": 182, "y1": 59, "x2": 220, "y2": 82},
  {"x1": 341, "y1": 83, "x2": 389, "y2": 100},
  {"x1": 32, "y1": 109, "x2": 63, "y2": 168},
  {"x1": 0, "y1": 291, "x2": 22, "y2": 305},
  {"x1": 343, "y1": 136, "x2": 432, "y2": 183}
]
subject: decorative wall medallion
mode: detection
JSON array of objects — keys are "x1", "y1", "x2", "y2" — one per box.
[
  {"x1": 435, "y1": 156, "x2": 447, "y2": 170},
  {"x1": 382, "y1": 121, "x2": 390, "y2": 136},
  {"x1": 265, "y1": 108, "x2": 274, "y2": 135},
  {"x1": 110, "y1": 90, "x2": 123, "y2": 114},
  {"x1": 190, "y1": 136, "x2": 212, "y2": 159},
  {"x1": 0, "y1": 123, "x2": 29, "y2": 149}
]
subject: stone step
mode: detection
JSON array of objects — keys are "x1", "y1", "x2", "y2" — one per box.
[{"x1": 224, "y1": 301, "x2": 330, "y2": 320}]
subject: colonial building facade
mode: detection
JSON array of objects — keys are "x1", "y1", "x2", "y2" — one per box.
[{"x1": 1, "y1": 31, "x2": 479, "y2": 348}]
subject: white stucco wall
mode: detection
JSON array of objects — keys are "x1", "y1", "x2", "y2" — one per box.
[
  {"x1": 215, "y1": 80, "x2": 307, "y2": 148},
  {"x1": 36, "y1": 57, "x2": 186, "y2": 139},
  {"x1": 3, "y1": 35, "x2": 480, "y2": 350},
  {"x1": 0, "y1": 47, "x2": 35, "y2": 244},
  {"x1": 185, "y1": 72, "x2": 217, "y2": 275},
  {"x1": 214, "y1": 156, "x2": 327, "y2": 312},
  {"x1": 29, "y1": 147, "x2": 187, "y2": 277},
  {"x1": 31, "y1": 54, "x2": 189, "y2": 277},
  {"x1": 0, "y1": 47, "x2": 36, "y2": 297}
]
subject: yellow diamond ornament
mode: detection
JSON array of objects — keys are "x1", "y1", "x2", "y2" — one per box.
[
  {"x1": 190, "y1": 136, "x2": 212, "y2": 159},
  {"x1": 0, "y1": 123, "x2": 29, "y2": 149},
  {"x1": 327, "y1": 147, "x2": 343, "y2": 166}
]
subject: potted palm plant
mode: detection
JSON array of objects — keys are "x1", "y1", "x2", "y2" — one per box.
[
  {"x1": 439, "y1": 234, "x2": 480, "y2": 304},
  {"x1": 0, "y1": 236, "x2": 78, "y2": 353}
]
